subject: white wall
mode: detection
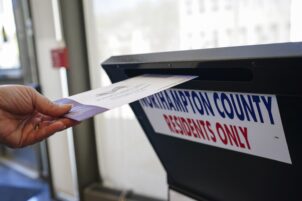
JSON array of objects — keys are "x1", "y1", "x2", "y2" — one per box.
[{"x1": 30, "y1": 0, "x2": 78, "y2": 200}]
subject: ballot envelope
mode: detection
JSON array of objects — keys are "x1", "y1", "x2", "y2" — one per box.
[{"x1": 102, "y1": 42, "x2": 302, "y2": 201}]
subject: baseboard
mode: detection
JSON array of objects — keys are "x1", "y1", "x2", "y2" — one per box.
[
  {"x1": 84, "y1": 183, "x2": 164, "y2": 201},
  {"x1": 0, "y1": 157, "x2": 39, "y2": 179}
]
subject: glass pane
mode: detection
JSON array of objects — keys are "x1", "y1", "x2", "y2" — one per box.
[
  {"x1": 92, "y1": 0, "x2": 297, "y2": 91},
  {"x1": 93, "y1": 0, "x2": 294, "y2": 57},
  {"x1": 0, "y1": 0, "x2": 20, "y2": 69},
  {"x1": 87, "y1": 0, "x2": 299, "y2": 199}
]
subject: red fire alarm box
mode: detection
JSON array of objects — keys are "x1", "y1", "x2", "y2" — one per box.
[{"x1": 51, "y1": 47, "x2": 69, "y2": 68}]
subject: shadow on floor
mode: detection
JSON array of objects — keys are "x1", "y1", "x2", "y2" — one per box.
[{"x1": 0, "y1": 163, "x2": 52, "y2": 201}]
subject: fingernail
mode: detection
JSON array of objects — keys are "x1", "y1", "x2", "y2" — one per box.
[
  {"x1": 57, "y1": 104, "x2": 73, "y2": 110},
  {"x1": 61, "y1": 104, "x2": 73, "y2": 107}
]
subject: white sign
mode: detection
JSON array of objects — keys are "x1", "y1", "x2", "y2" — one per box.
[
  {"x1": 140, "y1": 89, "x2": 292, "y2": 164},
  {"x1": 56, "y1": 74, "x2": 197, "y2": 121}
]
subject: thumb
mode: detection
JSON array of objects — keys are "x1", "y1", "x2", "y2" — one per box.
[{"x1": 34, "y1": 92, "x2": 72, "y2": 117}]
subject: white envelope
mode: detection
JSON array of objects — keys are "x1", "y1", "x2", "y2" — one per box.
[{"x1": 56, "y1": 74, "x2": 197, "y2": 121}]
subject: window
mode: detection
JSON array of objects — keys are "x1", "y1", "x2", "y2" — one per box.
[
  {"x1": 186, "y1": 0, "x2": 193, "y2": 15},
  {"x1": 0, "y1": 0, "x2": 37, "y2": 84},
  {"x1": 0, "y1": 0, "x2": 20, "y2": 69},
  {"x1": 213, "y1": 30, "x2": 218, "y2": 46},
  {"x1": 239, "y1": 27, "x2": 247, "y2": 44},
  {"x1": 212, "y1": 0, "x2": 219, "y2": 11},
  {"x1": 225, "y1": 0, "x2": 232, "y2": 10},
  {"x1": 270, "y1": 23, "x2": 278, "y2": 41},
  {"x1": 83, "y1": 0, "x2": 296, "y2": 199},
  {"x1": 199, "y1": 0, "x2": 205, "y2": 12}
]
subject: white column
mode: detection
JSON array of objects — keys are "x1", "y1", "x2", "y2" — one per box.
[{"x1": 30, "y1": 0, "x2": 78, "y2": 200}]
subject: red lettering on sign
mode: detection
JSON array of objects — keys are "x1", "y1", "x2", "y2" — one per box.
[
  {"x1": 234, "y1": 125, "x2": 246, "y2": 148},
  {"x1": 216, "y1": 123, "x2": 228, "y2": 145},
  {"x1": 163, "y1": 114, "x2": 174, "y2": 132},
  {"x1": 162, "y1": 114, "x2": 217, "y2": 143},
  {"x1": 206, "y1": 121, "x2": 215, "y2": 142},
  {"x1": 187, "y1": 118, "x2": 199, "y2": 138},
  {"x1": 240, "y1": 127, "x2": 251, "y2": 150},
  {"x1": 215, "y1": 123, "x2": 251, "y2": 150},
  {"x1": 180, "y1": 117, "x2": 192, "y2": 137},
  {"x1": 162, "y1": 114, "x2": 251, "y2": 150},
  {"x1": 224, "y1": 124, "x2": 239, "y2": 147}
]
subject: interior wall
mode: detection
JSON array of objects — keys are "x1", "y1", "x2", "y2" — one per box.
[{"x1": 30, "y1": 0, "x2": 77, "y2": 199}]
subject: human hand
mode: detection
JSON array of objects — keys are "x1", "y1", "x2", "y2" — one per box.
[{"x1": 0, "y1": 85, "x2": 78, "y2": 148}]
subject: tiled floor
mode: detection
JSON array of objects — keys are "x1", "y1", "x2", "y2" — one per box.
[{"x1": 0, "y1": 163, "x2": 52, "y2": 201}]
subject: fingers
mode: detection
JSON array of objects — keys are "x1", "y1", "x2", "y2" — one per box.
[
  {"x1": 10, "y1": 117, "x2": 79, "y2": 148},
  {"x1": 34, "y1": 118, "x2": 79, "y2": 142},
  {"x1": 33, "y1": 91, "x2": 72, "y2": 117}
]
